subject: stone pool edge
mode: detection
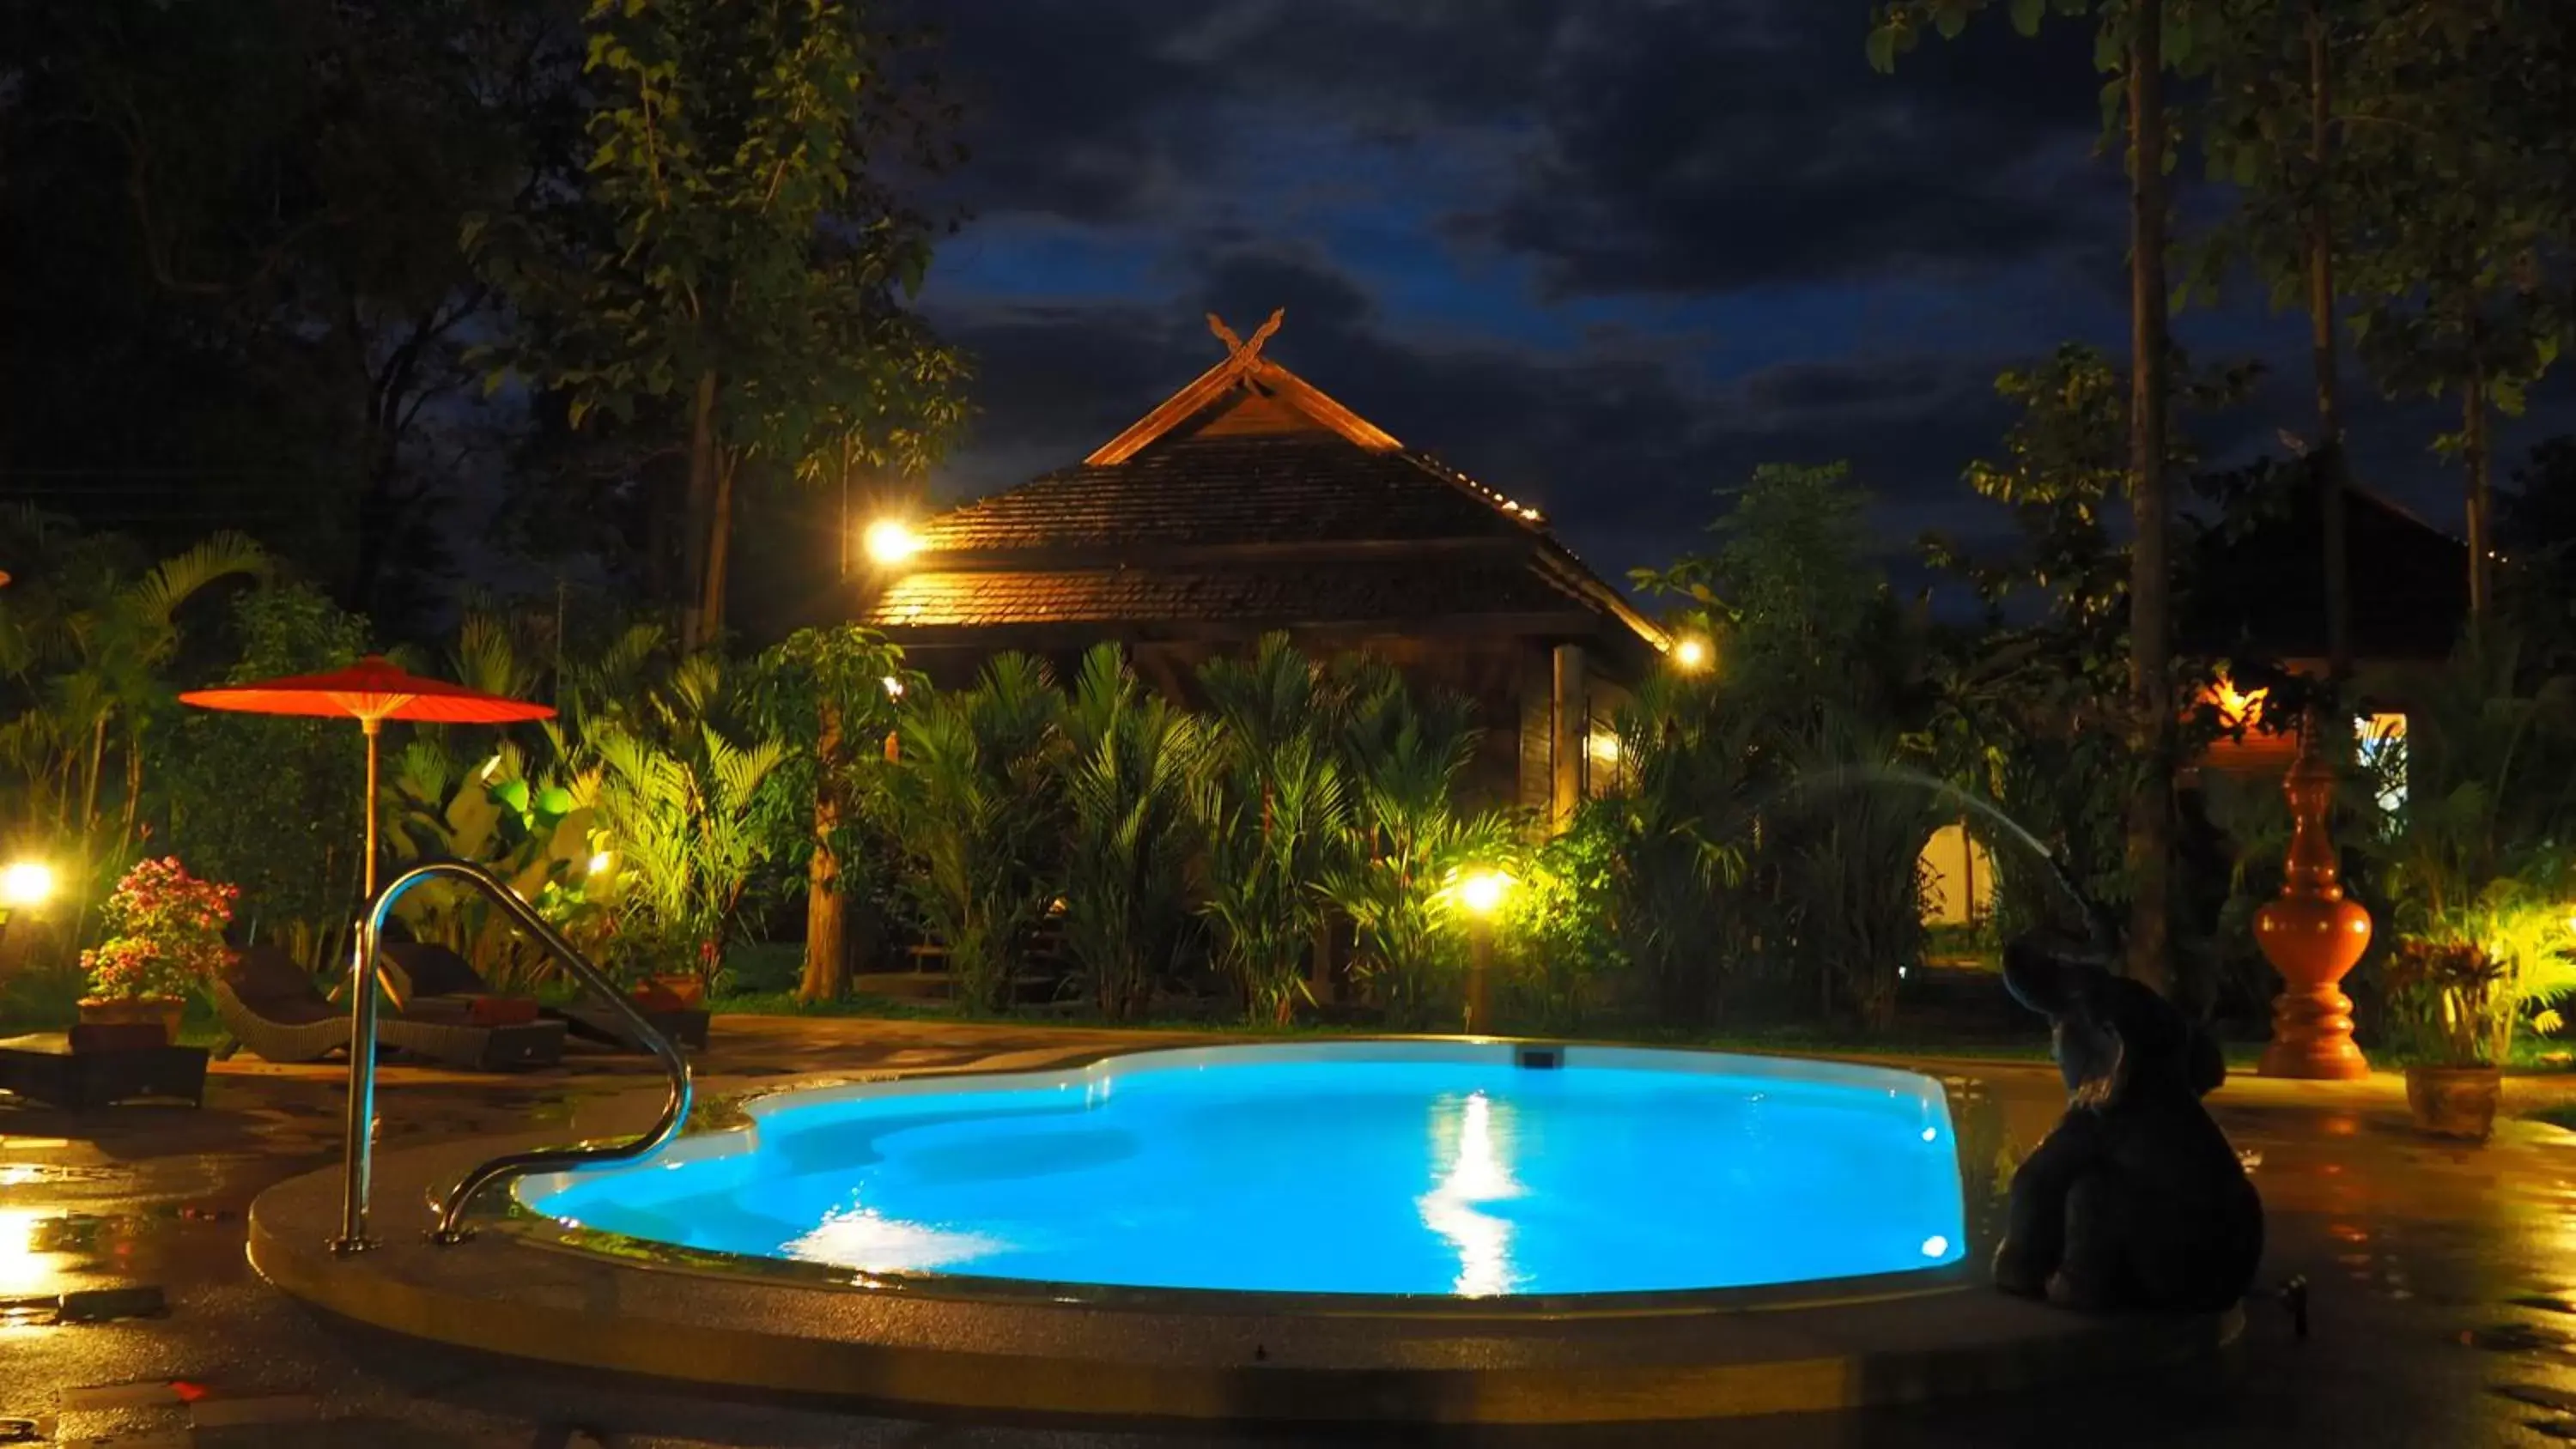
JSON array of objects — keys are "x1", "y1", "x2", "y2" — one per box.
[{"x1": 248, "y1": 1133, "x2": 2242, "y2": 1426}]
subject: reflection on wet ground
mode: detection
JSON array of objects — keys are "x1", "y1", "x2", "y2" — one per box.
[{"x1": 2, "y1": 1018, "x2": 2573, "y2": 1446}]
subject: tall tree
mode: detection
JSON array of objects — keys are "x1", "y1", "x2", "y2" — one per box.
[
  {"x1": 2191, "y1": 0, "x2": 2377, "y2": 682},
  {"x1": 471, "y1": 0, "x2": 967, "y2": 649},
  {"x1": 0, "y1": 0, "x2": 578, "y2": 624},
  {"x1": 1872, "y1": 0, "x2": 2185, "y2": 988},
  {"x1": 744, "y1": 625, "x2": 906, "y2": 1002},
  {"x1": 2337, "y1": 0, "x2": 2572, "y2": 621}
]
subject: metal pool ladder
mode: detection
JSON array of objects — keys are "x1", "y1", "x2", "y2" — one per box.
[{"x1": 328, "y1": 860, "x2": 694, "y2": 1255}]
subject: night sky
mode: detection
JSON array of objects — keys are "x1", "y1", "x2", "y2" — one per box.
[{"x1": 907, "y1": 1, "x2": 2569, "y2": 589}]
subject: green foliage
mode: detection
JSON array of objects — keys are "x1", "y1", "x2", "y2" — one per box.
[
  {"x1": 1497, "y1": 812, "x2": 1626, "y2": 1032},
  {"x1": 1060, "y1": 646, "x2": 1212, "y2": 1020},
  {"x1": 0, "y1": 0, "x2": 580, "y2": 618},
  {"x1": 592, "y1": 722, "x2": 786, "y2": 986},
  {"x1": 386, "y1": 739, "x2": 608, "y2": 992},
  {"x1": 1324, "y1": 666, "x2": 1512, "y2": 1028},
  {"x1": 875, "y1": 655, "x2": 1067, "y2": 1013},
  {"x1": 1618, "y1": 462, "x2": 1947, "y2": 1027},
  {"x1": 155, "y1": 581, "x2": 369, "y2": 959},
  {"x1": 1, "y1": 510, "x2": 274, "y2": 945},
  {"x1": 469, "y1": 0, "x2": 968, "y2": 634},
  {"x1": 1194, "y1": 636, "x2": 1353, "y2": 1023}
]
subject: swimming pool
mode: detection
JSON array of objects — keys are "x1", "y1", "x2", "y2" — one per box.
[{"x1": 518, "y1": 1042, "x2": 1967, "y2": 1298}]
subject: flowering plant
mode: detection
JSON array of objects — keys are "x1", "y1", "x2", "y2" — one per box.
[{"x1": 80, "y1": 857, "x2": 240, "y2": 1002}]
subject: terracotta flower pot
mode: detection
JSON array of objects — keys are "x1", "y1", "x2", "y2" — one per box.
[
  {"x1": 77, "y1": 995, "x2": 184, "y2": 1046},
  {"x1": 2405, "y1": 1064, "x2": 2503, "y2": 1143},
  {"x1": 635, "y1": 974, "x2": 708, "y2": 1010}
]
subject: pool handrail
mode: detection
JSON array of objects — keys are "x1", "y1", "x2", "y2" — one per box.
[{"x1": 328, "y1": 859, "x2": 694, "y2": 1254}]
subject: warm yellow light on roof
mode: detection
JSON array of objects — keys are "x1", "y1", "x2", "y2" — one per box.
[{"x1": 864, "y1": 518, "x2": 922, "y2": 567}]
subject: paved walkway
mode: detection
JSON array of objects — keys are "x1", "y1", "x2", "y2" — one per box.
[{"x1": 0, "y1": 1018, "x2": 2571, "y2": 1445}]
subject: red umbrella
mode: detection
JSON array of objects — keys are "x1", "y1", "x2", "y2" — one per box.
[{"x1": 180, "y1": 656, "x2": 556, "y2": 900}]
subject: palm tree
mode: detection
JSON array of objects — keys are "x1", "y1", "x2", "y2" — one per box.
[{"x1": 0, "y1": 510, "x2": 269, "y2": 908}]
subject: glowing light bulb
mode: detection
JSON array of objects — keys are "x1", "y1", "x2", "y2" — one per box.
[
  {"x1": 1456, "y1": 870, "x2": 1512, "y2": 918},
  {"x1": 864, "y1": 518, "x2": 922, "y2": 567}
]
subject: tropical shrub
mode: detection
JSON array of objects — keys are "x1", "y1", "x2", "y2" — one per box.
[
  {"x1": 1498, "y1": 811, "x2": 1624, "y2": 1031},
  {"x1": 158, "y1": 581, "x2": 372, "y2": 961},
  {"x1": 2369, "y1": 634, "x2": 2576, "y2": 1060},
  {"x1": 875, "y1": 654, "x2": 1066, "y2": 1013},
  {"x1": 1326, "y1": 671, "x2": 1509, "y2": 1028},
  {"x1": 386, "y1": 740, "x2": 608, "y2": 991},
  {"x1": 80, "y1": 856, "x2": 238, "y2": 1002},
  {"x1": 1194, "y1": 636, "x2": 1351, "y2": 1022},
  {"x1": 592, "y1": 723, "x2": 785, "y2": 987},
  {"x1": 1059, "y1": 646, "x2": 1210, "y2": 1019}
]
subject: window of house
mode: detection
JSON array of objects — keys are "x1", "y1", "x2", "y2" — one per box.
[{"x1": 2354, "y1": 712, "x2": 2407, "y2": 817}]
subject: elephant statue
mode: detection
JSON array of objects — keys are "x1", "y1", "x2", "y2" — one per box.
[{"x1": 1991, "y1": 934, "x2": 2263, "y2": 1313}]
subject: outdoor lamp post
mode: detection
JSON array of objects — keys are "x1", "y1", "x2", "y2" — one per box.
[
  {"x1": 0, "y1": 860, "x2": 57, "y2": 961},
  {"x1": 1671, "y1": 637, "x2": 1710, "y2": 672},
  {"x1": 1457, "y1": 869, "x2": 1513, "y2": 1034}
]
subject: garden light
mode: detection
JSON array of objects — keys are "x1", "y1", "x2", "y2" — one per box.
[
  {"x1": 586, "y1": 851, "x2": 614, "y2": 877},
  {"x1": 0, "y1": 861, "x2": 55, "y2": 910},
  {"x1": 881, "y1": 675, "x2": 906, "y2": 700},
  {"x1": 1672, "y1": 637, "x2": 1710, "y2": 671},
  {"x1": 1457, "y1": 869, "x2": 1513, "y2": 918},
  {"x1": 864, "y1": 518, "x2": 922, "y2": 567}
]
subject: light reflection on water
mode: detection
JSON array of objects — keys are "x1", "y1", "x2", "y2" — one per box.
[
  {"x1": 784, "y1": 1205, "x2": 1002, "y2": 1275},
  {"x1": 1419, "y1": 1090, "x2": 1523, "y2": 1296}
]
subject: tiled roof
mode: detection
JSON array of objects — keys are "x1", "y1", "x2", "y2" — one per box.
[
  {"x1": 862, "y1": 341, "x2": 1663, "y2": 652},
  {"x1": 918, "y1": 433, "x2": 1543, "y2": 555},
  {"x1": 872, "y1": 559, "x2": 1587, "y2": 630}
]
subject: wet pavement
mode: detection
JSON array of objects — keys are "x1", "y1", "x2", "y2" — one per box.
[{"x1": 1, "y1": 1019, "x2": 2572, "y2": 1446}]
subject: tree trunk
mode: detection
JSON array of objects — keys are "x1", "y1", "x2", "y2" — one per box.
[
  {"x1": 2465, "y1": 361, "x2": 2492, "y2": 621},
  {"x1": 701, "y1": 451, "x2": 737, "y2": 644},
  {"x1": 798, "y1": 699, "x2": 847, "y2": 1003},
  {"x1": 680, "y1": 369, "x2": 719, "y2": 650},
  {"x1": 2124, "y1": 0, "x2": 2176, "y2": 995},
  {"x1": 2309, "y1": 0, "x2": 2353, "y2": 683}
]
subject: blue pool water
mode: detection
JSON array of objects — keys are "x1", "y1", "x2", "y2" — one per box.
[{"x1": 518, "y1": 1043, "x2": 1967, "y2": 1297}]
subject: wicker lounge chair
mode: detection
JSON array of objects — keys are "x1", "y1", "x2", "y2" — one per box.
[
  {"x1": 214, "y1": 946, "x2": 566, "y2": 1070},
  {"x1": 379, "y1": 942, "x2": 708, "y2": 1053}
]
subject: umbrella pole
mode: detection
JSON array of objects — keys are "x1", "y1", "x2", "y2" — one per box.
[
  {"x1": 363, "y1": 717, "x2": 380, "y2": 900},
  {"x1": 335, "y1": 716, "x2": 385, "y2": 1254}
]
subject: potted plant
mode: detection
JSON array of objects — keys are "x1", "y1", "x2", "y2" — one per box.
[
  {"x1": 2385, "y1": 937, "x2": 2509, "y2": 1139},
  {"x1": 2385, "y1": 885, "x2": 2576, "y2": 1141},
  {"x1": 78, "y1": 857, "x2": 240, "y2": 1045}
]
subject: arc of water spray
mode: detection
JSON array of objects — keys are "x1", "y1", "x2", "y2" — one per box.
[{"x1": 1711, "y1": 764, "x2": 2123, "y2": 962}]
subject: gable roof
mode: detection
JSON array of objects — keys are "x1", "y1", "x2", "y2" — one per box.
[
  {"x1": 864, "y1": 315, "x2": 1668, "y2": 660},
  {"x1": 2183, "y1": 470, "x2": 2470, "y2": 662}
]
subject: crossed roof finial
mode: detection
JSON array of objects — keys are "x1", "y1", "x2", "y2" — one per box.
[{"x1": 1206, "y1": 307, "x2": 1285, "y2": 365}]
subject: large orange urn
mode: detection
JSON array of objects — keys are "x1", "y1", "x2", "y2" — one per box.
[{"x1": 2257, "y1": 720, "x2": 2372, "y2": 1079}]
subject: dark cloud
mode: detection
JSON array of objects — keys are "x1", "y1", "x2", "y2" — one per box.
[
  {"x1": 1472, "y1": 2, "x2": 2123, "y2": 294},
  {"x1": 917, "y1": 1, "x2": 2571, "y2": 591}
]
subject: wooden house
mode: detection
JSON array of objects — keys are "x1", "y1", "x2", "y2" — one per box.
[
  {"x1": 857, "y1": 312, "x2": 1673, "y2": 823},
  {"x1": 2182, "y1": 472, "x2": 2470, "y2": 778}
]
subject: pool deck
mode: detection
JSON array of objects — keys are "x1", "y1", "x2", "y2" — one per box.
[{"x1": 1, "y1": 1016, "x2": 2573, "y2": 1443}]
